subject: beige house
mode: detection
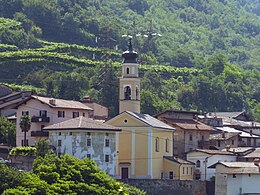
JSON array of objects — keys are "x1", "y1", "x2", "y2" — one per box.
[
  {"x1": 81, "y1": 96, "x2": 108, "y2": 120},
  {"x1": 163, "y1": 156, "x2": 195, "y2": 180},
  {"x1": 155, "y1": 110, "x2": 214, "y2": 158},
  {"x1": 16, "y1": 95, "x2": 93, "y2": 146},
  {"x1": 45, "y1": 116, "x2": 121, "y2": 176}
]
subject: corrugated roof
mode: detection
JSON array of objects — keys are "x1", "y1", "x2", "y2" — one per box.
[
  {"x1": 161, "y1": 118, "x2": 214, "y2": 131},
  {"x1": 44, "y1": 116, "x2": 121, "y2": 131},
  {"x1": 126, "y1": 111, "x2": 175, "y2": 131},
  {"x1": 164, "y1": 156, "x2": 195, "y2": 165},
  {"x1": 32, "y1": 95, "x2": 93, "y2": 110}
]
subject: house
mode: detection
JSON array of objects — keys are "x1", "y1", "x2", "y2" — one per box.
[
  {"x1": 0, "y1": 84, "x2": 32, "y2": 117},
  {"x1": 106, "y1": 111, "x2": 175, "y2": 179},
  {"x1": 16, "y1": 95, "x2": 93, "y2": 146},
  {"x1": 45, "y1": 116, "x2": 121, "y2": 176},
  {"x1": 209, "y1": 132, "x2": 240, "y2": 149},
  {"x1": 81, "y1": 96, "x2": 108, "y2": 120},
  {"x1": 215, "y1": 127, "x2": 260, "y2": 147},
  {"x1": 213, "y1": 161, "x2": 260, "y2": 195},
  {"x1": 237, "y1": 148, "x2": 260, "y2": 162},
  {"x1": 186, "y1": 149, "x2": 236, "y2": 181},
  {"x1": 155, "y1": 110, "x2": 214, "y2": 158},
  {"x1": 163, "y1": 156, "x2": 195, "y2": 180}
]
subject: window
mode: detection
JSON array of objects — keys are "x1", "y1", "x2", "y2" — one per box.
[
  {"x1": 196, "y1": 160, "x2": 201, "y2": 168},
  {"x1": 22, "y1": 111, "x2": 29, "y2": 116},
  {"x1": 231, "y1": 140, "x2": 234, "y2": 145},
  {"x1": 58, "y1": 111, "x2": 65, "y2": 118},
  {"x1": 201, "y1": 135, "x2": 204, "y2": 140},
  {"x1": 39, "y1": 110, "x2": 47, "y2": 117},
  {"x1": 124, "y1": 86, "x2": 131, "y2": 100},
  {"x1": 105, "y1": 139, "x2": 109, "y2": 147},
  {"x1": 189, "y1": 134, "x2": 193, "y2": 141},
  {"x1": 233, "y1": 174, "x2": 236, "y2": 178},
  {"x1": 87, "y1": 132, "x2": 91, "y2": 136},
  {"x1": 58, "y1": 132, "x2": 61, "y2": 136},
  {"x1": 105, "y1": 155, "x2": 109, "y2": 162},
  {"x1": 195, "y1": 173, "x2": 201, "y2": 180},
  {"x1": 83, "y1": 113, "x2": 85, "y2": 117},
  {"x1": 126, "y1": 67, "x2": 129, "y2": 74},
  {"x1": 169, "y1": 171, "x2": 173, "y2": 179},
  {"x1": 186, "y1": 167, "x2": 188, "y2": 175},
  {"x1": 106, "y1": 133, "x2": 109, "y2": 136},
  {"x1": 73, "y1": 112, "x2": 79, "y2": 118},
  {"x1": 58, "y1": 140, "x2": 62, "y2": 147},
  {"x1": 218, "y1": 140, "x2": 221, "y2": 147},
  {"x1": 166, "y1": 138, "x2": 169, "y2": 153},
  {"x1": 155, "y1": 137, "x2": 159, "y2": 152},
  {"x1": 87, "y1": 138, "x2": 91, "y2": 146},
  {"x1": 87, "y1": 154, "x2": 91, "y2": 159},
  {"x1": 183, "y1": 167, "x2": 185, "y2": 174},
  {"x1": 69, "y1": 132, "x2": 72, "y2": 135},
  {"x1": 41, "y1": 125, "x2": 45, "y2": 130}
]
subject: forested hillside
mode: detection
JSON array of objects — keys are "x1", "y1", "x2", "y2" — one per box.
[{"x1": 0, "y1": 0, "x2": 259, "y2": 120}]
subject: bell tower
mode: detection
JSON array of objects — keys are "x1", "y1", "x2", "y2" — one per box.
[{"x1": 119, "y1": 38, "x2": 140, "y2": 113}]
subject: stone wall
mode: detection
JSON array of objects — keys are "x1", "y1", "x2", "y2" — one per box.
[
  {"x1": 9, "y1": 155, "x2": 35, "y2": 171},
  {"x1": 120, "y1": 179, "x2": 206, "y2": 195}
]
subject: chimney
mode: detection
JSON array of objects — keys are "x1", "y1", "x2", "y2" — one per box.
[
  {"x1": 82, "y1": 96, "x2": 92, "y2": 103},
  {"x1": 254, "y1": 158, "x2": 260, "y2": 172},
  {"x1": 49, "y1": 98, "x2": 56, "y2": 105}
]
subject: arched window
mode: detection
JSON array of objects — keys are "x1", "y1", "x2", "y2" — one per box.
[
  {"x1": 155, "y1": 137, "x2": 159, "y2": 152},
  {"x1": 126, "y1": 67, "x2": 130, "y2": 74},
  {"x1": 136, "y1": 87, "x2": 139, "y2": 100},
  {"x1": 124, "y1": 86, "x2": 131, "y2": 100},
  {"x1": 196, "y1": 160, "x2": 201, "y2": 168}
]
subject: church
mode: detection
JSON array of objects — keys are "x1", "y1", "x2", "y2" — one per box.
[{"x1": 106, "y1": 39, "x2": 194, "y2": 180}]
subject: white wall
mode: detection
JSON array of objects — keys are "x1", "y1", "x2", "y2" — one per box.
[
  {"x1": 49, "y1": 131, "x2": 118, "y2": 176},
  {"x1": 227, "y1": 174, "x2": 260, "y2": 195},
  {"x1": 187, "y1": 153, "x2": 236, "y2": 181}
]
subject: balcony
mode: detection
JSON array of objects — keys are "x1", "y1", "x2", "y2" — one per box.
[
  {"x1": 31, "y1": 131, "x2": 49, "y2": 137},
  {"x1": 31, "y1": 116, "x2": 50, "y2": 123},
  {"x1": 198, "y1": 140, "x2": 215, "y2": 148}
]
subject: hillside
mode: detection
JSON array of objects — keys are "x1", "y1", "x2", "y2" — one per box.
[{"x1": 0, "y1": 0, "x2": 259, "y2": 120}]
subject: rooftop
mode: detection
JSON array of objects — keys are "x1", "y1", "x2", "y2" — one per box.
[
  {"x1": 31, "y1": 95, "x2": 93, "y2": 110},
  {"x1": 44, "y1": 116, "x2": 121, "y2": 131},
  {"x1": 216, "y1": 127, "x2": 259, "y2": 138},
  {"x1": 164, "y1": 156, "x2": 195, "y2": 165},
  {"x1": 161, "y1": 118, "x2": 214, "y2": 131},
  {"x1": 126, "y1": 111, "x2": 175, "y2": 131},
  {"x1": 188, "y1": 149, "x2": 235, "y2": 155},
  {"x1": 210, "y1": 132, "x2": 240, "y2": 140},
  {"x1": 239, "y1": 148, "x2": 260, "y2": 159}
]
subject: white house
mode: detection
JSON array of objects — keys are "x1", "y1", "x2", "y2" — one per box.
[
  {"x1": 186, "y1": 149, "x2": 236, "y2": 181},
  {"x1": 213, "y1": 161, "x2": 260, "y2": 195},
  {"x1": 45, "y1": 116, "x2": 121, "y2": 176}
]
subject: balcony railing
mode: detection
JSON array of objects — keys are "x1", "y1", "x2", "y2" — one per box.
[
  {"x1": 31, "y1": 131, "x2": 49, "y2": 137},
  {"x1": 198, "y1": 140, "x2": 215, "y2": 147},
  {"x1": 31, "y1": 116, "x2": 50, "y2": 123}
]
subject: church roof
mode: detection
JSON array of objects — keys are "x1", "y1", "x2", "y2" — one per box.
[{"x1": 125, "y1": 111, "x2": 175, "y2": 131}]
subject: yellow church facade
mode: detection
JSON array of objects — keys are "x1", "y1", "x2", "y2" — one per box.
[{"x1": 107, "y1": 111, "x2": 175, "y2": 179}]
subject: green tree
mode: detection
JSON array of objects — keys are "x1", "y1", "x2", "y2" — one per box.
[
  {"x1": 0, "y1": 117, "x2": 16, "y2": 146},
  {"x1": 19, "y1": 115, "x2": 31, "y2": 146},
  {"x1": 35, "y1": 139, "x2": 49, "y2": 157}
]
